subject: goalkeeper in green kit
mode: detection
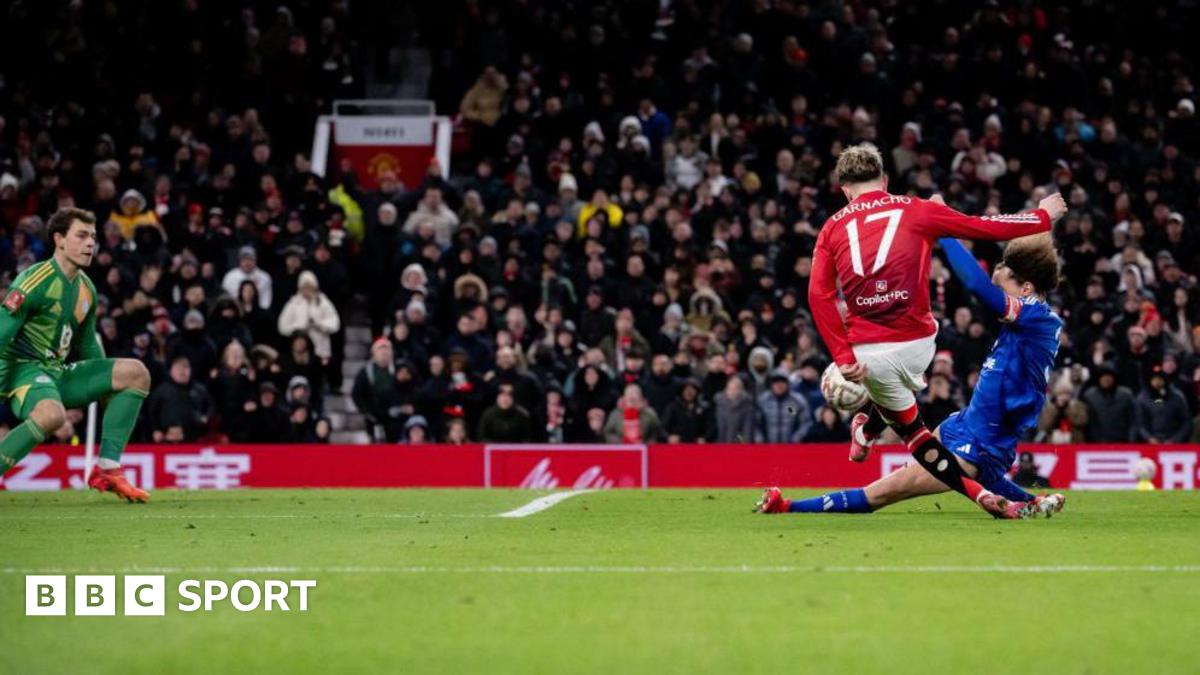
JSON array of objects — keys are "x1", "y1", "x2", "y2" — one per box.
[{"x1": 0, "y1": 207, "x2": 151, "y2": 502}]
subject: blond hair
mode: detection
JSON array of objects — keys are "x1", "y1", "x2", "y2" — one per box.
[{"x1": 835, "y1": 143, "x2": 885, "y2": 185}]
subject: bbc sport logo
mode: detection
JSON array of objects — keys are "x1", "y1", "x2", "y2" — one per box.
[{"x1": 25, "y1": 575, "x2": 316, "y2": 616}]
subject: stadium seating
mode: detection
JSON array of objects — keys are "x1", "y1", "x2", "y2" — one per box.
[{"x1": 0, "y1": 1, "x2": 1196, "y2": 447}]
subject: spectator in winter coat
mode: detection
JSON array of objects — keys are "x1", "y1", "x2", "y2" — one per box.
[
  {"x1": 277, "y1": 270, "x2": 342, "y2": 361},
  {"x1": 435, "y1": 349, "x2": 488, "y2": 434},
  {"x1": 459, "y1": 66, "x2": 508, "y2": 127},
  {"x1": 445, "y1": 314, "x2": 494, "y2": 374},
  {"x1": 641, "y1": 353, "x2": 680, "y2": 416},
  {"x1": 208, "y1": 295, "x2": 255, "y2": 356},
  {"x1": 533, "y1": 385, "x2": 572, "y2": 443},
  {"x1": 791, "y1": 358, "x2": 827, "y2": 420},
  {"x1": 665, "y1": 136, "x2": 708, "y2": 191},
  {"x1": 222, "y1": 246, "x2": 273, "y2": 309},
  {"x1": 284, "y1": 404, "x2": 317, "y2": 443},
  {"x1": 390, "y1": 263, "x2": 436, "y2": 322},
  {"x1": 1036, "y1": 378, "x2": 1090, "y2": 443},
  {"x1": 403, "y1": 187, "x2": 460, "y2": 247},
  {"x1": 352, "y1": 339, "x2": 397, "y2": 440},
  {"x1": 477, "y1": 384, "x2": 535, "y2": 443},
  {"x1": 1082, "y1": 362, "x2": 1137, "y2": 442},
  {"x1": 211, "y1": 340, "x2": 256, "y2": 437},
  {"x1": 714, "y1": 376, "x2": 755, "y2": 443},
  {"x1": 742, "y1": 346, "x2": 775, "y2": 401},
  {"x1": 576, "y1": 188, "x2": 624, "y2": 237},
  {"x1": 806, "y1": 406, "x2": 851, "y2": 443},
  {"x1": 167, "y1": 310, "x2": 219, "y2": 383},
  {"x1": 755, "y1": 373, "x2": 811, "y2": 443},
  {"x1": 1134, "y1": 366, "x2": 1193, "y2": 443},
  {"x1": 244, "y1": 382, "x2": 289, "y2": 443},
  {"x1": 108, "y1": 189, "x2": 164, "y2": 241},
  {"x1": 146, "y1": 356, "x2": 212, "y2": 442},
  {"x1": 662, "y1": 379, "x2": 712, "y2": 443},
  {"x1": 603, "y1": 383, "x2": 662, "y2": 443},
  {"x1": 485, "y1": 346, "x2": 543, "y2": 412},
  {"x1": 598, "y1": 308, "x2": 651, "y2": 373},
  {"x1": 576, "y1": 408, "x2": 608, "y2": 444}
]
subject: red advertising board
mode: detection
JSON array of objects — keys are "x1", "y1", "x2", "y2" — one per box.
[
  {"x1": 0, "y1": 445, "x2": 482, "y2": 491},
  {"x1": 0, "y1": 443, "x2": 1196, "y2": 491},
  {"x1": 484, "y1": 444, "x2": 647, "y2": 489}
]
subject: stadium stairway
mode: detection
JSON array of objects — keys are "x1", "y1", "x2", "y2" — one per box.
[{"x1": 327, "y1": 294, "x2": 373, "y2": 444}]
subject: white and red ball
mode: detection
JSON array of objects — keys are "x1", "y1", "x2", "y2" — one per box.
[
  {"x1": 821, "y1": 362, "x2": 870, "y2": 412},
  {"x1": 1134, "y1": 457, "x2": 1157, "y2": 481}
]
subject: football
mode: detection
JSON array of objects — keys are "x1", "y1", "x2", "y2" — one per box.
[
  {"x1": 821, "y1": 362, "x2": 870, "y2": 412},
  {"x1": 1134, "y1": 457, "x2": 1157, "y2": 481}
]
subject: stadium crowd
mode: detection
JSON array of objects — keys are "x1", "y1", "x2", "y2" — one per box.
[{"x1": 0, "y1": 1, "x2": 1198, "y2": 447}]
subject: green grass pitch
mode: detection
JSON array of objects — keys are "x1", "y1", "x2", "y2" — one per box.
[{"x1": 2, "y1": 488, "x2": 1198, "y2": 674}]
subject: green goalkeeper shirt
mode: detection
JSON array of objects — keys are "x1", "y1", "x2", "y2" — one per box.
[{"x1": 0, "y1": 258, "x2": 104, "y2": 377}]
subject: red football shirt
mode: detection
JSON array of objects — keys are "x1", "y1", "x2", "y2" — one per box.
[{"x1": 809, "y1": 190, "x2": 1050, "y2": 365}]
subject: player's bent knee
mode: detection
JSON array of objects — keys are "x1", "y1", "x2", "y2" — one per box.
[
  {"x1": 114, "y1": 358, "x2": 151, "y2": 393},
  {"x1": 30, "y1": 400, "x2": 67, "y2": 432}
]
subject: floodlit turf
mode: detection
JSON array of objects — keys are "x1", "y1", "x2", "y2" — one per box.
[{"x1": 2, "y1": 488, "x2": 1198, "y2": 674}]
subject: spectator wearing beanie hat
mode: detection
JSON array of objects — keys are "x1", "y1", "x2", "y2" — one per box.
[
  {"x1": 352, "y1": 338, "x2": 397, "y2": 441},
  {"x1": 223, "y1": 246, "x2": 273, "y2": 310},
  {"x1": 558, "y1": 173, "x2": 582, "y2": 223},
  {"x1": 403, "y1": 415, "x2": 432, "y2": 444},
  {"x1": 755, "y1": 372, "x2": 811, "y2": 443},
  {"x1": 278, "y1": 270, "x2": 342, "y2": 362},
  {"x1": 109, "y1": 189, "x2": 163, "y2": 241}
]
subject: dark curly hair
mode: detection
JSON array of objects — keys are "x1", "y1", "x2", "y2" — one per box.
[{"x1": 1002, "y1": 233, "x2": 1061, "y2": 295}]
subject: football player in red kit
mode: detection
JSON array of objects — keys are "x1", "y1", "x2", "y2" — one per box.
[{"x1": 805, "y1": 143, "x2": 1067, "y2": 517}]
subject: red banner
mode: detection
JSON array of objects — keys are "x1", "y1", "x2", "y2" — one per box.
[
  {"x1": 0, "y1": 445, "x2": 482, "y2": 491},
  {"x1": 485, "y1": 445, "x2": 647, "y2": 489},
  {"x1": 1, "y1": 443, "x2": 1196, "y2": 491},
  {"x1": 332, "y1": 117, "x2": 436, "y2": 190}
]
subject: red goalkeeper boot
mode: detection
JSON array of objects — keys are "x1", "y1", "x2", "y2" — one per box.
[
  {"x1": 754, "y1": 487, "x2": 790, "y2": 514},
  {"x1": 88, "y1": 466, "x2": 150, "y2": 503}
]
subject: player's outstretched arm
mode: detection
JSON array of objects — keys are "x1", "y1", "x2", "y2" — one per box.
[
  {"x1": 939, "y1": 238, "x2": 1010, "y2": 317},
  {"x1": 919, "y1": 193, "x2": 1065, "y2": 241}
]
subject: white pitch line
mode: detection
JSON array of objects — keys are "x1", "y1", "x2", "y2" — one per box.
[
  {"x1": 495, "y1": 490, "x2": 594, "y2": 518},
  {"x1": 0, "y1": 491, "x2": 592, "y2": 521},
  {"x1": 1, "y1": 565, "x2": 1197, "y2": 575}
]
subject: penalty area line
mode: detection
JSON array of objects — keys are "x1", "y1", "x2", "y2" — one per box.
[{"x1": 495, "y1": 489, "x2": 594, "y2": 518}]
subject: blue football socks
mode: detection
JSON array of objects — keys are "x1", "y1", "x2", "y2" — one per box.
[{"x1": 788, "y1": 488, "x2": 872, "y2": 513}]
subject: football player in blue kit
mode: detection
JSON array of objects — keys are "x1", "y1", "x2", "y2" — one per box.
[{"x1": 756, "y1": 232, "x2": 1067, "y2": 519}]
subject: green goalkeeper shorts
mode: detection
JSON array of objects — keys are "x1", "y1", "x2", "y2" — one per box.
[{"x1": 0, "y1": 359, "x2": 115, "y2": 419}]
